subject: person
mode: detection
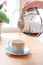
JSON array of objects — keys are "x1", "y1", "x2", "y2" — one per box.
[{"x1": 22, "y1": 1, "x2": 43, "y2": 12}]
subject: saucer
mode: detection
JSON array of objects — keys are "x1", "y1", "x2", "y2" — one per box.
[{"x1": 6, "y1": 47, "x2": 31, "y2": 55}]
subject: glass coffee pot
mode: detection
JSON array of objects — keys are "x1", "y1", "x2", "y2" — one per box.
[{"x1": 18, "y1": 7, "x2": 42, "y2": 36}]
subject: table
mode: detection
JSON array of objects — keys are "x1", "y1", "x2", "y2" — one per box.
[{"x1": 0, "y1": 33, "x2": 43, "y2": 65}]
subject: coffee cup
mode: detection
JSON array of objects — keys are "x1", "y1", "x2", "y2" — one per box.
[{"x1": 8, "y1": 39, "x2": 25, "y2": 51}]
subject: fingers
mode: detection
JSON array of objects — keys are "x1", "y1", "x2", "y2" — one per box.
[
  {"x1": 21, "y1": 1, "x2": 36, "y2": 11},
  {"x1": 26, "y1": 7, "x2": 35, "y2": 12}
]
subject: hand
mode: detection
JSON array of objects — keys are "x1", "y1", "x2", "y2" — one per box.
[{"x1": 21, "y1": 1, "x2": 43, "y2": 12}]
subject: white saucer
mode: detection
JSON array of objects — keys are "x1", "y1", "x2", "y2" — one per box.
[{"x1": 6, "y1": 47, "x2": 31, "y2": 55}]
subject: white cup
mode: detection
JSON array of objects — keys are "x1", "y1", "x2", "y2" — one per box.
[{"x1": 8, "y1": 39, "x2": 25, "y2": 51}]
